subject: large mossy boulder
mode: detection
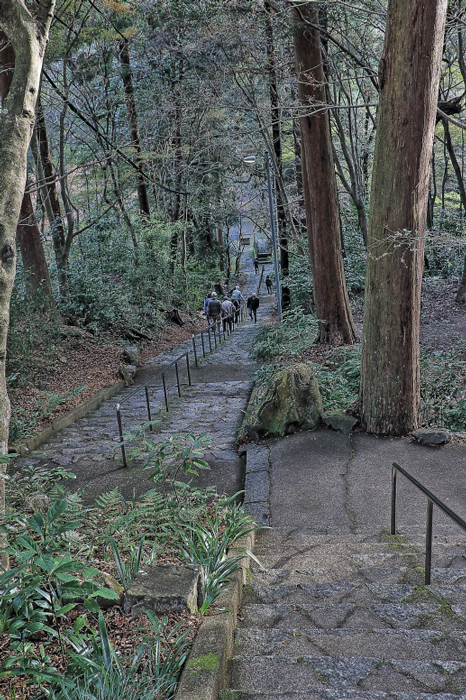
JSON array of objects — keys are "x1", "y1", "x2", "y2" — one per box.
[{"x1": 245, "y1": 363, "x2": 322, "y2": 439}]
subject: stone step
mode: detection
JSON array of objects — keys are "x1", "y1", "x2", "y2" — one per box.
[
  {"x1": 243, "y1": 578, "x2": 466, "y2": 606},
  {"x1": 254, "y1": 528, "x2": 466, "y2": 549},
  {"x1": 253, "y1": 537, "x2": 466, "y2": 569},
  {"x1": 253, "y1": 550, "x2": 434, "y2": 573},
  {"x1": 253, "y1": 541, "x2": 424, "y2": 556},
  {"x1": 226, "y1": 655, "x2": 466, "y2": 695},
  {"x1": 240, "y1": 601, "x2": 466, "y2": 631},
  {"x1": 220, "y1": 690, "x2": 466, "y2": 700},
  {"x1": 244, "y1": 561, "x2": 466, "y2": 587},
  {"x1": 232, "y1": 628, "x2": 466, "y2": 662}
]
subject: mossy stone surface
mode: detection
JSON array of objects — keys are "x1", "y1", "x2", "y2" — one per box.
[{"x1": 245, "y1": 363, "x2": 322, "y2": 439}]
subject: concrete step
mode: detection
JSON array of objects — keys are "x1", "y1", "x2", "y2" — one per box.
[
  {"x1": 245, "y1": 568, "x2": 466, "y2": 601},
  {"x1": 255, "y1": 527, "x2": 466, "y2": 547},
  {"x1": 232, "y1": 628, "x2": 466, "y2": 662},
  {"x1": 226, "y1": 655, "x2": 466, "y2": 695},
  {"x1": 240, "y1": 601, "x2": 466, "y2": 631},
  {"x1": 220, "y1": 691, "x2": 466, "y2": 700},
  {"x1": 253, "y1": 541, "x2": 424, "y2": 556},
  {"x1": 243, "y1": 578, "x2": 466, "y2": 606},
  {"x1": 255, "y1": 526, "x2": 466, "y2": 544},
  {"x1": 253, "y1": 536, "x2": 466, "y2": 568},
  {"x1": 253, "y1": 550, "x2": 424, "y2": 573}
]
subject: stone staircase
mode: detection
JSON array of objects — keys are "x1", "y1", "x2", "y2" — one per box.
[{"x1": 220, "y1": 528, "x2": 466, "y2": 700}]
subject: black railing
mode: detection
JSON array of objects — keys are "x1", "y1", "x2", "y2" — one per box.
[
  {"x1": 391, "y1": 461, "x2": 466, "y2": 584},
  {"x1": 115, "y1": 302, "x2": 247, "y2": 466}
]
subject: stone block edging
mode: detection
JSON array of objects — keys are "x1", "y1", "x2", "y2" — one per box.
[
  {"x1": 12, "y1": 380, "x2": 126, "y2": 456},
  {"x1": 237, "y1": 383, "x2": 259, "y2": 444},
  {"x1": 175, "y1": 529, "x2": 255, "y2": 700}
]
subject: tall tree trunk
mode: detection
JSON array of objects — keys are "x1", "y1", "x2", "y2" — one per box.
[
  {"x1": 217, "y1": 226, "x2": 225, "y2": 271},
  {"x1": 119, "y1": 39, "x2": 150, "y2": 218},
  {"x1": 35, "y1": 95, "x2": 69, "y2": 297},
  {"x1": 360, "y1": 0, "x2": 448, "y2": 435},
  {"x1": 292, "y1": 5, "x2": 357, "y2": 345},
  {"x1": 0, "y1": 0, "x2": 56, "y2": 557},
  {"x1": 16, "y1": 186, "x2": 54, "y2": 304},
  {"x1": 264, "y1": 1, "x2": 288, "y2": 272},
  {"x1": 169, "y1": 98, "x2": 183, "y2": 267},
  {"x1": 0, "y1": 32, "x2": 53, "y2": 307},
  {"x1": 440, "y1": 116, "x2": 466, "y2": 303}
]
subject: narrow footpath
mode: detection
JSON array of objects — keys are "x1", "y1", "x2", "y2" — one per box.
[{"x1": 13, "y1": 254, "x2": 273, "y2": 504}]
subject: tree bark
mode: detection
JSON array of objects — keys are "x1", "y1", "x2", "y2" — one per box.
[
  {"x1": 0, "y1": 0, "x2": 56, "y2": 552},
  {"x1": 440, "y1": 116, "x2": 466, "y2": 303},
  {"x1": 360, "y1": 0, "x2": 448, "y2": 435},
  {"x1": 0, "y1": 32, "x2": 53, "y2": 307},
  {"x1": 119, "y1": 39, "x2": 150, "y2": 218},
  {"x1": 35, "y1": 94, "x2": 69, "y2": 297},
  {"x1": 292, "y1": 5, "x2": 357, "y2": 345},
  {"x1": 264, "y1": 1, "x2": 288, "y2": 272},
  {"x1": 16, "y1": 187, "x2": 54, "y2": 304}
]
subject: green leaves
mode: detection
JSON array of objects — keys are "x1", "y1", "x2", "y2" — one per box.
[
  {"x1": 175, "y1": 498, "x2": 261, "y2": 614},
  {"x1": 0, "y1": 497, "x2": 120, "y2": 692},
  {"x1": 108, "y1": 534, "x2": 146, "y2": 591}
]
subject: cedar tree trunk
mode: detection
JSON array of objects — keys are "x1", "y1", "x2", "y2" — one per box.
[
  {"x1": 265, "y1": 1, "x2": 288, "y2": 272},
  {"x1": 36, "y1": 94, "x2": 70, "y2": 297},
  {"x1": 16, "y1": 188, "x2": 54, "y2": 304},
  {"x1": 0, "y1": 1, "x2": 56, "y2": 528},
  {"x1": 119, "y1": 39, "x2": 150, "y2": 218},
  {"x1": 292, "y1": 5, "x2": 357, "y2": 345},
  {"x1": 360, "y1": 0, "x2": 448, "y2": 435}
]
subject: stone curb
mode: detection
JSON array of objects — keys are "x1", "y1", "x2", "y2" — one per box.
[
  {"x1": 236, "y1": 384, "x2": 259, "y2": 445},
  {"x1": 175, "y1": 530, "x2": 255, "y2": 700},
  {"x1": 11, "y1": 380, "x2": 126, "y2": 456}
]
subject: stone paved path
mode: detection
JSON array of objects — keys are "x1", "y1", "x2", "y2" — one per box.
[{"x1": 13, "y1": 254, "x2": 274, "y2": 504}]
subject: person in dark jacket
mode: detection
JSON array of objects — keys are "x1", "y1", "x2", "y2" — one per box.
[
  {"x1": 207, "y1": 292, "x2": 222, "y2": 325},
  {"x1": 247, "y1": 292, "x2": 260, "y2": 322},
  {"x1": 265, "y1": 275, "x2": 272, "y2": 294},
  {"x1": 204, "y1": 293, "x2": 212, "y2": 325}
]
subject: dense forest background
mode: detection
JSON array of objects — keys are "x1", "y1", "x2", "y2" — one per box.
[{"x1": 3, "y1": 0, "x2": 466, "y2": 440}]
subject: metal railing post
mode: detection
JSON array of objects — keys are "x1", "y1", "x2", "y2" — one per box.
[
  {"x1": 145, "y1": 387, "x2": 153, "y2": 431},
  {"x1": 425, "y1": 499, "x2": 433, "y2": 585},
  {"x1": 162, "y1": 372, "x2": 169, "y2": 411},
  {"x1": 201, "y1": 330, "x2": 206, "y2": 357},
  {"x1": 391, "y1": 466, "x2": 397, "y2": 535},
  {"x1": 175, "y1": 361, "x2": 181, "y2": 397},
  {"x1": 116, "y1": 404, "x2": 128, "y2": 468},
  {"x1": 186, "y1": 352, "x2": 192, "y2": 386},
  {"x1": 192, "y1": 335, "x2": 198, "y2": 368}
]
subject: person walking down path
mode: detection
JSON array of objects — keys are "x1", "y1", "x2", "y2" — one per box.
[
  {"x1": 247, "y1": 292, "x2": 259, "y2": 323},
  {"x1": 231, "y1": 285, "x2": 245, "y2": 321},
  {"x1": 231, "y1": 285, "x2": 245, "y2": 305},
  {"x1": 253, "y1": 258, "x2": 259, "y2": 274},
  {"x1": 207, "y1": 292, "x2": 222, "y2": 326},
  {"x1": 204, "y1": 293, "x2": 212, "y2": 325},
  {"x1": 222, "y1": 296, "x2": 235, "y2": 332},
  {"x1": 265, "y1": 275, "x2": 272, "y2": 294}
]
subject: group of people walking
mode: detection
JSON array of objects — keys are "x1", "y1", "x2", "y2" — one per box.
[{"x1": 204, "y1": 285, "x2": 261, "y2": 326}]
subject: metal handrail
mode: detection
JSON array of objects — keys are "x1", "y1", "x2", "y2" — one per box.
[
  {"x1": 115, "y1": 300, "x2": 247, "y2": 466},
  {"x1": 391, "y1": 461, "x2": 466, "y2": 584}
]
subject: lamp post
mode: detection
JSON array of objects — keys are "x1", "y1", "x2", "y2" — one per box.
[{"x1": 243, "y1": 153, "x2": 282, "y2": 322}]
